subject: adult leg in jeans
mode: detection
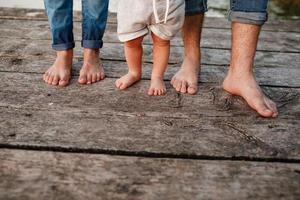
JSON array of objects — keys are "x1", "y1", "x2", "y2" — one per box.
[
  {"x1": 171, "y1": 0, "x2": 207, "y2": 94},
  {"x1": 79, "y1": 0, "x2": 109, "y2": 84},
  {"x1": 223, "y1": 0, "x2": 278, "y2": 117},
  {"x1": 43, "y1": 0, "x2": 74, "y2": 86}
]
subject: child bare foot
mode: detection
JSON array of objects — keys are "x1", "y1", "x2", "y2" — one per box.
[
  {"x1": 115, "y1": 72, "x2": 141, "y2": 90},
  {"x1": 78, "y1": 49, "x2": 105, "y2": 84},
  {"x1": 148, "y1": 77, "x2": 166, "y2": 96},
  {"x1": 223, "y1": 70, "x2": 278, "y2": 118},
  {"x1": 43, "y1": 50, "x2": 73, "y2": 87}
]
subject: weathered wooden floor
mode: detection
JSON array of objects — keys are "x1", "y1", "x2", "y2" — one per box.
[{"x1": 0, "y1": 8, "x2": 299, "y2": 200}]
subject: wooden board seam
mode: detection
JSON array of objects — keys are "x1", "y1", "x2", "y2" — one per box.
[{"x1": 0, "y1": 145, "x2": 299, "y2": 164}]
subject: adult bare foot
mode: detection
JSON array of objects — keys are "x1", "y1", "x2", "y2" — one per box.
[
  {"x1": 43, "y1": 49, "x2": 73, "y2": 87},
  {"x1": 223, "y1": 70, "x2": 278, "y2": 118},
  {"x1": 148, "y1": 76, "x2": 166, "y2": 96},
  {"x1": 78, "y1": 49, "x2": 105, "y2": 84},
  {"x1": 171, "y1": 57, "x2": 200, "y2": 94},
  {"x1": 115, "y1": 72, "x2": 141, "y2": 90},
  {"x1": 171, "y1": 14, "x2": 203, "y2": 95}
]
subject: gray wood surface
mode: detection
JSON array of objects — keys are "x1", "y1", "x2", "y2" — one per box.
[
  {"x1": 0, "y1": 7, "x2": 299, "y2": 199},
  {"x1": 1, "y1": 56, "x2": 299, "y2": 88},
  {"x1": 1, "y1": 72, "x2": 299, "y2": 160},
  {"x1": 1, "y1": 149, "x2": 300, "y2": 200},
  {"x1": 1, "y1": 38, "x2": 300, "y2": 70}
]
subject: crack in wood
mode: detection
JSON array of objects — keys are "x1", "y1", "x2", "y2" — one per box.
[
  {"x1": 223, "y1": 122, "x2": 287, "y2": 157},
  {"x1": 0, "y1": 144, "x2": 299, "y2": 164}
]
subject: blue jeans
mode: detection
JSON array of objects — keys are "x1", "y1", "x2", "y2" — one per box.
[
  {"x1": 44, "y1": 0, "x2": 109, "y2": 51},
  {"x1": 185, "y1": 0, "x2": 268, "y2": 25}
]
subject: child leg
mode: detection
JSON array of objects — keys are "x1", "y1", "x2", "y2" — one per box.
[
  {"x1": 148, "y1": 33, "x2": 170, "y2": 96},
  {"x1": 115, "y1": 36, "x2": 144, "y2": 90}
]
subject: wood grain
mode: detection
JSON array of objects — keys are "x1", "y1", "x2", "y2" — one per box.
[
  {"x1": 1, "y1": 149, "x2": 300, "y2": 200},
  {"x1": 0, "y1": 72, "x2": 299, "y2": 160}
]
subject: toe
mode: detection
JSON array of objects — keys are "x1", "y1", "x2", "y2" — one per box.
[
  {"x1": 187, "y1": 83, "x2": 198, "y2": 95},
  {"x1": 78, "y1": 73, "x2": 87, "y2": 84},
  {"x1": 258, "y1": 108, "x2": 274, "y2": 118},
  {"x1": 59, "y1": 75, "x2": 70, "y2": 87},
  {"x1": 43, "y1": 73, "x2": 48, "y2": 82},
  {"x1": 175, "y1": 81, "x2": 182, "y2": 92},
  {"x1": 120, "y1": 83, "x2": 127, "y2": 90},
  {"x1": 180, "y1": 81, "x2": 187, "y2": 93},
  {"x1": 158, "y1": 90, "x2": 162, "y2": 96},
  {"x1": 253, "y1": 100, "x2": 273, "y2": 118},
  {"x1": 59, "y1": 80, "x2": 69, "y2": 87},
  {"x1": 86, "y1": 74, "x2": 92, "y2": 84},
  {"x1": 100, "y1": 71, "x2": 105, "y2": 80},
  {"x1": 48, "y1": 74, "x2": 54, "y2": 85},
  {"x1": 51, "y1": 75, "x2": 59, "y2": 85},
  {"x1": 265, "y1": 98, "x2": 278, "y2": 117},
  {"x1": 92, "y1": 74, "x2": 97, "y2": 83},
  {"x1": 148, "y1": 88, "x2": 154, "y2": 96},
  {"x1": 96, "y1": 73, "x2": 101, "y2": 82}
]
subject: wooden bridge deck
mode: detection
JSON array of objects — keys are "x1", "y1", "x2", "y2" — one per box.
[{"x1": 0, "y1": 8, "x2": 299, "y2": 199}]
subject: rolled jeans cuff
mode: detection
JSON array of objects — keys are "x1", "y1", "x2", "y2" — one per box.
[
  {"x1": 185, "y1": 0, "x2": 208, "y2": 16},
  {"x1": 52, "y1": 42, "x2": 75, "y2": 51},
  {"x1": 82, "y1": 40, "x2": 103, "y2": 49},
  {"x1": 228, "y1": 11, "x2": 268, "y2": 26}
]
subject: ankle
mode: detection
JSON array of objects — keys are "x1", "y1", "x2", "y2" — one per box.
[
  {"x1": 227, "y1": 67, "x2": 254, "y2": 80},
  {"x1": 128, "y1": 70, "x2": 141, "y2": 78},
  {"x1": 84, "y1": 48, "x2": 100, "y2": 61},
  {"x1": 57, "y1": 49, "x2": 73, "y2": 58},
  {"x1": 151, "y1": 74, "x2": 164, "y2": 80}
]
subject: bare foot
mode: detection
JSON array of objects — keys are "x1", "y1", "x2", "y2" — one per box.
[
  {"x1": 78, "y1": 49, "x2": 105, "y2": 84},
  {"x1": 115, "y1": 72, "x2": 141, "y2": 90},
  {"x1": 43, "y1": 50, "x2": 73, "y2": 87},
  {"x1": 223, "y1": 70, "x2": 278, "y2": 118},
  {"x1": 171, "y1": 57, "x2": 200, "y2": 94},
  {"x1": 148, "y1": 76, "x2": 166, "y2": 96}
]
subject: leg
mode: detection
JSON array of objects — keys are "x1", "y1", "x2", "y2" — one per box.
[
  {"x1": 43, "y1": 0, "x2": 74, "y2": 86},
  {"x1": 148, "y1": 33, "x2": 170, "y2": 96},
  {"x1": 78, "y1": 0, "x2": 109, "y2": 84},
  {"x1": 223, "y1": 23, "x2": 278, "y2": 118},
  {"x1": 115, "y1": 36, "x2": 144, "y2": 90},
  {"x1": 171, "y1": 0, "x2": 207, "y2": 94},
  {"x1": 223, "y1": 0, "x2": 278, "y2": 118}
]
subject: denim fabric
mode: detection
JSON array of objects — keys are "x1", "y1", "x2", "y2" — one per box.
[
  {"x1": 185, "y1": 0, "x2": 208, "y2": 16},
  {"x1": 185, "y1": 0, "x2": 268, "y2": 25},
  {"x1": 44, "y1": 0, "x2": 109, "y2": 51},
  {"x1": 229, "y1": 0, "x2": 268, "y2": 25}
]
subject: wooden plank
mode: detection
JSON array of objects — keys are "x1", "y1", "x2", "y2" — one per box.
[
  {"x1": 0, "y1": 56, "x2": 299, "y2": 88},
  {"x1": 1, "y1": 19, "x2": 300, "y2": 52},
  {"x1": 0, "y1": 7, "x2": 299, "y2": 32},
  {"x1": 1, "y1": 38, "x2": 299, "y2": 70},
  {"x1": 0, "y1": 72, "x2": 299, "y2": 159},
  {"x1": 0, "y1": 149, "x2": 300, "y2": 200}
]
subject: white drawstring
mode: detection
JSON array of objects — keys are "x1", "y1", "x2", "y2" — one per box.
[
  {"x1": 164, "y1": 0, "x2": 170, "y2": 23},
  {"x1": 153, "y1": 0, "x2": 170, "y2": 24}
]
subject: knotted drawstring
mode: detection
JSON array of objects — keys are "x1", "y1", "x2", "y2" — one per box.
[{"x1": 153, "y1": 0, "x2": 170, "y2": 24}]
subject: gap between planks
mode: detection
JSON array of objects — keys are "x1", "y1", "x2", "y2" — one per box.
[{"x1": 0, "y1": 144, "x2": 300, "y2": 164}]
